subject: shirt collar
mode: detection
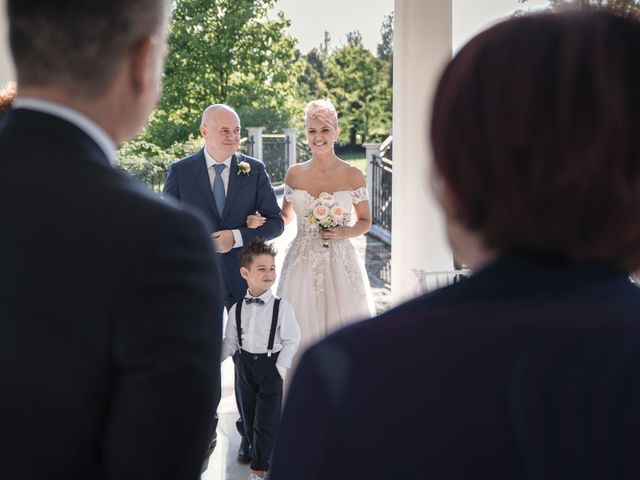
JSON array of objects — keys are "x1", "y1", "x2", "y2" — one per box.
[
  {"x1": 13, "y1": 97, "x2": 117, "y2": 165},
  {"x1": 245, "y1": 289, "x2": 273, "y2": 303},
  {"x1": 204, "y1": 148, "x2": 233, "y2": 169}
]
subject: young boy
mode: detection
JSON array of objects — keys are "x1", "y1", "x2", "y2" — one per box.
[{"x1": 221, "y1": 239, "x2": 301, "y2": 480}]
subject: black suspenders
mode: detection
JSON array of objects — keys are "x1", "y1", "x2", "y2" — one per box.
[
  {"x1": 235, "y1": 301, "x2": 244, "y2": 349},
  {"x1": 267, "y1": 298, "x2": 281, "y2": 357},
  {"x1": 235, "y1": 298, "x2": 281, "y2": 357}
]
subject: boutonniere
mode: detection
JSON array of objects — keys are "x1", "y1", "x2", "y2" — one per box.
[{"x1": 237, "y1": 160, "x2": 251, "y2": 175}]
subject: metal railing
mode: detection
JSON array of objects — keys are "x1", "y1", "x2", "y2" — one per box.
[
  {"x1": 412, "y1": 269, "x2": 472, "y2": 295},
  {"x1": 261, "y1": 134, "x2": 288, "y2": 185},
  {"x1": 371, "y1": 143, "x2": 392, "y2": 232},
  {"x1": 296, "y1": 138, "x2": 312, "y2": 163},
  {"x1": 380, "y1": 135, "x2": 392, "y2": 160},
  {"x1": 238, "y1": 135, "x2": 254, "y2": 158}
]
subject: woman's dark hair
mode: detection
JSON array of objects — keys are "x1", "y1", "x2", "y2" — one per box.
[{"x1": 431, "y1": 10, "x2": 640, "y2": 269}]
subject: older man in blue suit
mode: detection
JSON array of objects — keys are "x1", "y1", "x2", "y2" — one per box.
[
  {"x1": 163, "y1": 103, "x2": 284, "y2": 465},
  {"x1": 164, "y1": 104, "x2": 283, "y2": 308}
]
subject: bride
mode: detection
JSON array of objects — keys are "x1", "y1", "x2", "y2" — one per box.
[{"x1": 249, "y1": 99, "x2": 376, "y2": 363}]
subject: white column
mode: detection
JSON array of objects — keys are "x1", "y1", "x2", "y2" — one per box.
[
  {"x1": 0, "y1": 0, "x2": 15, "y2": 84},
  {"x1": 283, "y1": 127, "x2": 297, "y2": 167},
  {"x1": 246, "y1": 126, "x2": 265, "y2": 160},
  {"x1": 391, "y1": 0, "x2": 453, "y2": 305},
  {"x1": 363, "y1": 142, "x2": 381, "y2": 205}
]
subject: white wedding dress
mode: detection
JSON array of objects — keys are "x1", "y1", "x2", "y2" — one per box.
[{"x1": 277, "y1": 185, "x2": 376, "y2": 362}]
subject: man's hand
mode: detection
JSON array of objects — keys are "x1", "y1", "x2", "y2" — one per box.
[{"x1": 211, "y1": 230, "x2": 235, "y2": 253}]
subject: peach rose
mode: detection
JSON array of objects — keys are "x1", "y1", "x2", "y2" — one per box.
[
  {"x1": 330, "y1": 205, "x2": 344, "y2": 221},
  {"x1": 313, "y1": 205, "x2": 329, "y2": 220}
]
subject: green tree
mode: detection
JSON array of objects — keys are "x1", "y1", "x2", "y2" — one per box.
[
  {"x1": 296, "y1": 51, "x2": 326, "y2": 107},
  {"x1": 324, "y1": 31, "x2": 391, "y2": 146},
  {"x1": 376, "y1": 12, "x2": 393, "y2": 141},
  {"x1": 377, "y1": 13, "x2": 394, "y2": 61},
  {"x1": 144, "y1": 0, "x2": 303, "y2": 147},
  {"x1": 297, "y1": 35, "x2": 330, "y2": 109},
  {"x1": 346, "y1": 31, "x2": 364, "y2": 46}
]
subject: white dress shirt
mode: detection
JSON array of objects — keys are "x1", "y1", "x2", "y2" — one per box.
[
  {"x1": 203, "y1": 148, "x2": 244, "y2": 248},
  {"x1": 221, "y1": 289, "x2": 301, "y2": 380},
  {"x1": 13, "y1": 97, "x2": 117, "y2": 165}
]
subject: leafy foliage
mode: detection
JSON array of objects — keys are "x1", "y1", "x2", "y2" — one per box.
[
  {"x1": 116, "y1": 137, "x2": 205, "y2": 190},
  {"x1": 296, "y1": 20, "x2": 394, "y2": 147},
  {"x1": 144, "y1": 0, "x2": 304, "y2": 147},
  {"x1": 323, "y1": 31, "x2": 392, "y2": 145},
  {"x1": 119, "y1": 2, "x2": 395, "y2": 182},
  {"x1": 377, "y1": 13, "x2": 394, "y2": 61}
]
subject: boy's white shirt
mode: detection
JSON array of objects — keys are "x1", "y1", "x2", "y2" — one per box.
[{"x1": 221, "y1": 289, "x2": 301, "y2": 380}]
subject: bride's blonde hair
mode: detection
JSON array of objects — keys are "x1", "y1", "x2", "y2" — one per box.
[{"x1": 304, "y1": 99, "x2": 339, "y2": 130}]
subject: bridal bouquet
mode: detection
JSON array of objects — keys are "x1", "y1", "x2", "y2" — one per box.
[{"x1": 305, "y1": 192, "x2": 346, "y2": 248}]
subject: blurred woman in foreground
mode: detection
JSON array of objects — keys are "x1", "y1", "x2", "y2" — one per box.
[{"x1": 271, "y1": 9, "x2": 640, "y2": 480}]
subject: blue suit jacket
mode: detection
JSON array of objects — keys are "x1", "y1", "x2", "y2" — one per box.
[
  {"x1": 163, "y1": 149, "x2": 284, "y2": 307},
  {"x1": 271, "y1": 255, "x2": 640, "y2": 479}
]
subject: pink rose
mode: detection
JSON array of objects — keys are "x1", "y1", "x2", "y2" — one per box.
[
  {"x1": 330, "y1": 205, "x2": 344, "y2": 221},
  {"x1": 313, "y1": 205, "x2": 329, "y2": 220}
]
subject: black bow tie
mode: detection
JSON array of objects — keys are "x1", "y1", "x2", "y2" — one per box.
[{"x1": 244, "y1": 297, "x2": 265, "y2": 305}]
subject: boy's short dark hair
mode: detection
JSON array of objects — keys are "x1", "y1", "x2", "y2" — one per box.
[{"x1": 239, "y1": 238, "x2": 277, "y2": 268}]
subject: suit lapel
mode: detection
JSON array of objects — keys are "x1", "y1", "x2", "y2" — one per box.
[
  {"x1": 190, "y1": 149, "x2": 220, "y2": 221},
  {"x1": 221, "y1": 153, "x2": 242, "y2": 221}
]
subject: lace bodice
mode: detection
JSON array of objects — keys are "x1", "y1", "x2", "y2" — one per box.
[{"x1": 277, "y1": 185, "x2": 376, "y2": 380}]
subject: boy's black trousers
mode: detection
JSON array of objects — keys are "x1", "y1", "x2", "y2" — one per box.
[{"x1": 234, "y1": 349, "x2": 283, "y2": 472}]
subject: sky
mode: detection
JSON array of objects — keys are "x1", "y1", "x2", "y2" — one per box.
[
  {"x1": 269, "y1": 0, "x2": 394, "y2": 54},
  {"x1": 453, "y1": 0, "x2": 549, "y2": 49},
  {"x1": 1, "y1": 0, "x2": 552, "y2": 84},
  {"x1": 269, "y1": 0, "x2": 549, "y2": 55}
]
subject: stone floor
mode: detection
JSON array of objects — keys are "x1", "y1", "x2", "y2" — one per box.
[
  {"x1": 359, "y1": 233, "x2": 392, "y2": 314},
  {"x1": 203, "y1": 217, "x2": 391, "y2": 480}
]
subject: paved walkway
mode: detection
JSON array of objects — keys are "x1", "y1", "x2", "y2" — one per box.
[
  {"x1": 203, "y1": 216, "x2": 391, "y2": 480},
  {"x1": 360, "y1": 233, "x2": 392, "y2": 314}
]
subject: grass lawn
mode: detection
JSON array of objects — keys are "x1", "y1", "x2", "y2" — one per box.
[{"x1": 340, "y1": 152, "x2": 367, "y2": 175}]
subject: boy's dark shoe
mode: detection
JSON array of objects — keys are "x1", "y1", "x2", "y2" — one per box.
[{"x1": 237, "y1": 436, "x2": 252, "y2": 463}]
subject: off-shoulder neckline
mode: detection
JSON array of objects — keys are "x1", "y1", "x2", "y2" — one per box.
[{"x1": 284, "y1": 184, "x2": 366, "y2": 199}]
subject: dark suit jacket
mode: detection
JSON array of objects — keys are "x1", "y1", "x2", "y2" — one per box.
[
  {"x1": 271, "y1": 255, "x2": 640, "y2": 479},
  {"x1": 0, "y1": 109, "x2": 224, "y2": 480},
  {"x1": 163, "y1": 149, "x2": 284, "y2": 308}
]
